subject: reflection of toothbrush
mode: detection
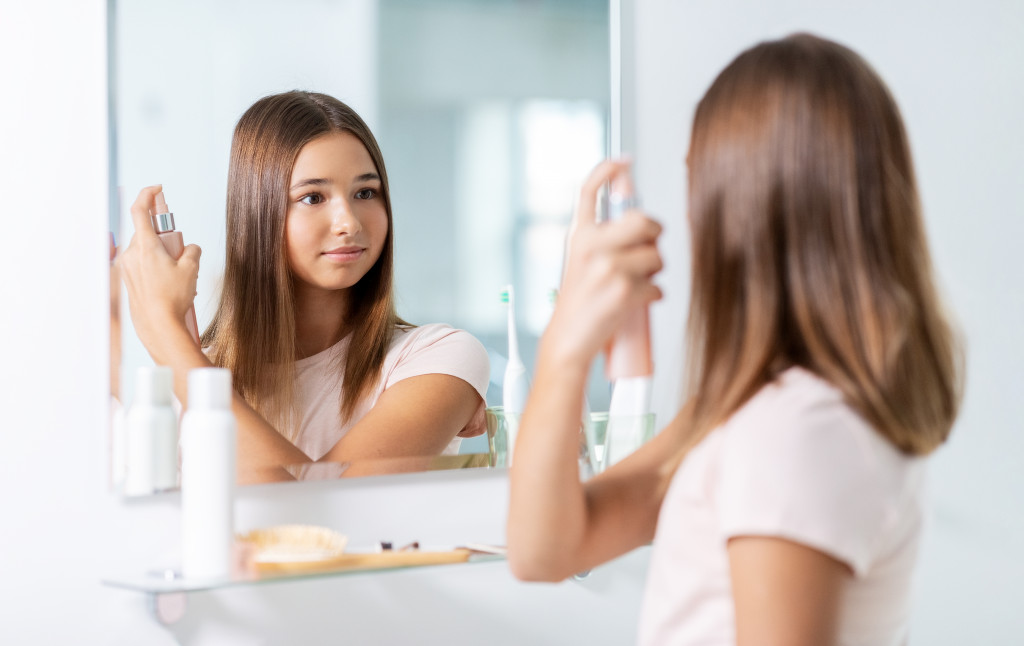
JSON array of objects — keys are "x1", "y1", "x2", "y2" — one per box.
[
  {"x1": 501, "y1": 285, "x2": 530, "y2": 465},
  {"x1": 604, "y1": 172, "x2": 653, "y2": 467}
]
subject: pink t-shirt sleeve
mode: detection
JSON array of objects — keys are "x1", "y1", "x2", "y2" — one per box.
[
  {"x1": 383, "y1": 324, "x2": 490, "y2": 400},
  {"x1": 716, "y1": 381, "x2": 899, "y2": 576},
  {"x1": 383, "y1": 324, "x2": 490, "y2": 440}
]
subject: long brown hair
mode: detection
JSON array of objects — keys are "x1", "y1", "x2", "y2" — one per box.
[
  {"x1": 202, "y1": 91, "x2": 403, "y2": 440},
  {"x1": 674, "y1": 34, "x2": 962, "y2": 463}
]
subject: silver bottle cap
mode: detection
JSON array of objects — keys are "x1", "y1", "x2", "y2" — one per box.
[{"x1": 151, "y1": 210, "x2": 176, "y2": 234}]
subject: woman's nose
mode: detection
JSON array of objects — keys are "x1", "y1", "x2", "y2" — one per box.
[{"x1": 330, "y1": 199, "x2": 361, "y2": 235}]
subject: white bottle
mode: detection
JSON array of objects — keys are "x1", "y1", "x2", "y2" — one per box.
[
  {"x1": 180, "y1": 368, "x2": 236, "y2": 580},
  {"x1": 124, "y1": 366, "x2": 178, "y2": 496}
]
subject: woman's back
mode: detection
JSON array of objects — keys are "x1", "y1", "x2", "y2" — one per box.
[{"x1": 640, "y1": 368, "x2": 926, "y2": 645}]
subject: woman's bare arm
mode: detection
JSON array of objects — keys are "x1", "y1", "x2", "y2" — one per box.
[
  {"x1": 320, "y1": 373, "x2": 482, "y2": 465},
  {"x1": 506, "y1": 159, "x2": 670, "y2": 581},
  {"x1": 509, "y1": 391, "x2": 684, "y2": 581},
  {"x1": 729, "y1": 537, "x2": 849, "y2": 646}
]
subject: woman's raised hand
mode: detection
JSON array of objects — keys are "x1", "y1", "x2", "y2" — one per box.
[
  {"x1": 542, "y1": 160, "x2": 663, "y2": 372},
  {"x1": 118, "y1": 185, "x2": 202, "y2": 363}
]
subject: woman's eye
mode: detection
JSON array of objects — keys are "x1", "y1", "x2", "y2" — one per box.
[
  {"x1": 299, "y1": 193, "x2": 324, "y2": 205},
  {"x1": 355, "y1": 188, "x2": 377, "y2": 200}
]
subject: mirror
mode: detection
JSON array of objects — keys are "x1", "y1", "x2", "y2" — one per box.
[{"x1": 110, "y1": 0, "x2": 612, "y2": 492}]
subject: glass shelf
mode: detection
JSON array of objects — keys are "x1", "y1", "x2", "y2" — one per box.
[{"x1": 103, "y1": 549, "x2": 506, "y2": 595}]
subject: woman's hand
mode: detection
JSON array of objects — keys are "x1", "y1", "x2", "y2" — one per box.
[
  {"x1": 543, "y1": 160, "x2": 664, "y2": 372},
  {"x1": 118, "y1": 184, "x2": 202, "y2": 363},
  {"x1": 117, "y1": 186, "x2": 315, "y2": 477}
]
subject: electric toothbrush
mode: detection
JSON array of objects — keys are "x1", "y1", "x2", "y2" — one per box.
[
  {"x1": 603, "y1": 172, "x2": 654, "y2": 468},
  {"x1": 501, "y1": 285, "x2": 530, "y2": 465}
]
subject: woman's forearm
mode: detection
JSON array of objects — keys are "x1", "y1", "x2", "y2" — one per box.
[{"x1": 506, "y1": 342, "x2": 592, "y2": 581}]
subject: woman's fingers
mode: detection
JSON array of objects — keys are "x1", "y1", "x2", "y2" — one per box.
[
  {"x1": 602, "y1": 211, "x2": 662, "y2": 248},
  {"x1": 180, "y1": 243, "x2": 202, "y2": 271},
  {"x1": 573, "y1": 159, "x2": 633, "y2": 230},
  {"x1": 616, "y1": 243, "x2": 664, "y2": 280},
  {"x1": 573, "y1": 213, "x2": 662, "y2": 274}
]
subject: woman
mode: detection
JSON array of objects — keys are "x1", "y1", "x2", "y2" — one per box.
[
  {"x1": 120, "y1": 91, "x2": 489, "y2": 482},
  {"x1": 507, "y1": 34, "x2": 961, "y2": 645}
]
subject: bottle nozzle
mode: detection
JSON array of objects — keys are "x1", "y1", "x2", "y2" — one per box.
[
  {"x1": 608, "y1": 173, "x2": 637, "y2": 221},
  {"x1": 154, "y1": 191, "x2": 170, "y2": 215},
  {"x1": 610, "y1": 173, "x2": 634, "y2": 199},
  {"x1": 151, "y1": 190, "x2": 176, "y2": 233}
]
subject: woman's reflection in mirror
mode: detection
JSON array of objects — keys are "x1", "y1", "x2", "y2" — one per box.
[{"x1": 118, "y1": 91, "x2": 489, "y2": 484}]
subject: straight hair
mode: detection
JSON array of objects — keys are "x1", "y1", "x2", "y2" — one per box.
[
  {"x1": 673, "y1": 34, "x2": 962, "y2": 466},
  {"x1": 202, "y1": 91, "x2": 404, "y2": 440}
]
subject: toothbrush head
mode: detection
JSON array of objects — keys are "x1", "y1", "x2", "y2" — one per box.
[{"x1": 500, "y1": 284, "x2": 513, "y2": 304}]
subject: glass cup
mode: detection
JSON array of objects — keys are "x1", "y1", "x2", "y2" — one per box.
[
  {"x1": 485, "y1": 407, "x2": 655, "y2": 475},
  {"x1": 485, "y1": 406, "x2": 515, "y2": 468},
  {"x1": 584, "y1": 411, "x2": 656, "y2": 475}
]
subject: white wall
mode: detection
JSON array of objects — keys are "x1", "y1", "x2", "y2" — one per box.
[
  {"x1": 632, "y1": 1, "x2": 1024, "y2": 643},
  {"x1": 0, "y1": 1, "x2": 175, "y2": 642}
]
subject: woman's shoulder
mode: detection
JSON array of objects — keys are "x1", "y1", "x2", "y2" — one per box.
[
  {"x1": 729, "y1": 367, "x2": 863, "y2": 433},
  {"x1": 720, "y1": 367, "x2": 924, "y2": 499},
  {"x1": 388, "y1": 322, "x2": 485, "y2": 353},
  {"x1": 383, "y1": 323, "x2": 490, "y2": 398},
  {"x1": 723, "y1": 367, "x2": 917, "y2": 469}
]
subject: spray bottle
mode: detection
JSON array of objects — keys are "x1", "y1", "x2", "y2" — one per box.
[{"x1": 603, "y1": 172, "x2": 654, "y2": 467}]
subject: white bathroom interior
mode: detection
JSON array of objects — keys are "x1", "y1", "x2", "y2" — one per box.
[{"x1": 0, "y1": 0, "x2": 1021, "y2": 644}]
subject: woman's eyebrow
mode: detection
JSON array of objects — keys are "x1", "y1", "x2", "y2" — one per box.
[
  {"x1": 290, "y1": 177, "x2": 330, "y2": 191},
  {"x1": 290, "y1": 173, "x2": 379, "y2": 191}
]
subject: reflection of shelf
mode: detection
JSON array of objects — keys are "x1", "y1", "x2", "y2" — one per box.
[
  {"x1": 280, "y1": 453, "x2": 493, "y2": 482},
  {"x1": 103, "y1": 549, "x2": 505, "y2": 596}
]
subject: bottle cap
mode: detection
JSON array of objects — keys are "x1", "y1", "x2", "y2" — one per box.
[
  {"x1": 187, "y1": 368, "x2": 232, "y2": 410},
  {"x1": 133, "y1": 366, "x2": 173, "y2": 407},
  {"x1": 150, "y1": 191, "x2": 176, "y2": 233}
]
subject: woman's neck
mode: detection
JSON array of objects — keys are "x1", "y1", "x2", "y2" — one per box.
[{"x1": 292, "y1": 285, "x2": 352, "y2": 359}]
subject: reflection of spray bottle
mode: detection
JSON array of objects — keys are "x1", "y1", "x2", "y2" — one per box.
[
  {"x1": 604, "y1": 172, "x2": 653, "y2": 467},
  {"x1": 502, "y1": 285, "x2": 530, "y2": 465},
  {"x1": 152, "y1": 191, "x2": 201, "y2": 345}
]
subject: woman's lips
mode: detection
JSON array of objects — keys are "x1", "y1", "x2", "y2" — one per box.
[{"x1": 322, "y1": 246, "x2": 365, "y2": 262}]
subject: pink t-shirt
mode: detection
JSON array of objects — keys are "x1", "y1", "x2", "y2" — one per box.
[
  {"x1": 288, "y1": 323, "x2": 490, "y2": 461},
  {"x1": 638, "y1": 367, "x2": 927, "y2": 646}
]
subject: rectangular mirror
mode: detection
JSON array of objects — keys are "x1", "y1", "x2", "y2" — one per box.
[{"x1": 110, "y1": 0, "x2": 613, "y2": 493}]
